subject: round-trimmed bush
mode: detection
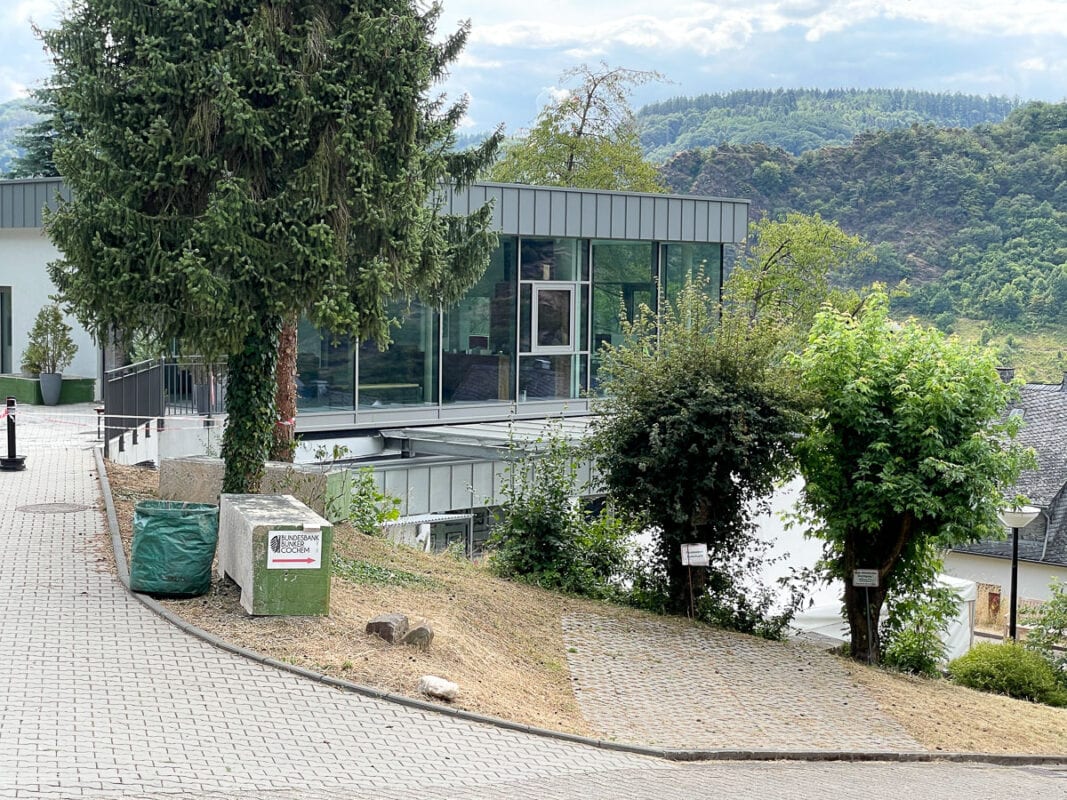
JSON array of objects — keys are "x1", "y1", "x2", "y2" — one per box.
[{"x1": 947, "y1": 642, "x2": 1067, "y2": 707}]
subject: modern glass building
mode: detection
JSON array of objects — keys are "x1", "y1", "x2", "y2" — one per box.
[{"x1": 295, "y1": 181, "x2": 750, "y2": 433}]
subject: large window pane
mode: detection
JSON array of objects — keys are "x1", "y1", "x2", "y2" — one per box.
[
  {"x1": 443, "y1": 238, "x2": 516, "y2": 404},
  {"x1": 663, "y1": 243, "x2": 723, "y2": 307},
  {"x1": 296, "y1": 319, "x2": 355, "y2": 410},
  {"x1": 521, "y1": 238, "x2": 578, "y2": 281},
  {"x1": 519, "y1": 354, "x2": 579, "y2": 401},
  {"x1": 591, "y1": 241, "x2": 654, "y2": 386},
  {"x1": 533, "y1": 286, "x2": 574, "y2": 352},
  {"x1": 357, "y1": 301, "x2": 438, "y2": 407}
]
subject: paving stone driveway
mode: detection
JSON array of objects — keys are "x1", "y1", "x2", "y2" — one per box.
[{"x1": 563, "y1": 614, "x2": 919, "y2": 751}]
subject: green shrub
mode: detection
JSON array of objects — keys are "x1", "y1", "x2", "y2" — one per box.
[
  {"x1": 488, "y1": 421, "x2": 630, "y2": 600},
  {"x1": 948, "y1": 642, "x2": 1067, "y2": 707},
  {"x1": 880, "y1": 559, "x2": 956, "y2": 676},
  {"x1": 1022, "y1": 579, "x2": 1067, "y2": 686},
  {"x1": 21, "y1": 302, "x2": 78, "y2": 375}
]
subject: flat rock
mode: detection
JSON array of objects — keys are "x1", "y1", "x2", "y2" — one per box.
[
  {"x1": 401, "y1": 622, "x2": 434, "y2": 651},
  {"x1": 418, "y1": 675, "x2": 458, "y2": 702},
  {"x1": 366, "y1": 613, "x2": 409, "y2": 644}
]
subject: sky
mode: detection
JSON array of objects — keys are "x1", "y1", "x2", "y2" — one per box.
[{"x1": 3, "y1": 0, "x2": 1065, "y2": 134}]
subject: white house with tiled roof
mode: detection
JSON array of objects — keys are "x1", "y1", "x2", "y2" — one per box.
[{"x1": 945, "y1": 373, "x2": 1067, "y2": 603}]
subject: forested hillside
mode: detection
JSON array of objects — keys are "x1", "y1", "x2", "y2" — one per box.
[
  {"x1": 660, "y1": 101, "x2": 1067, "y2": 378},
  {"x1": 639, "y1": 89, "x2": 1021, "y2": 162}
]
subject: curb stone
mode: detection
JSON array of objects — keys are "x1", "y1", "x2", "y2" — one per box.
[{"x1": 94, "y1": 447, "x2": 1067, "y2": 767}]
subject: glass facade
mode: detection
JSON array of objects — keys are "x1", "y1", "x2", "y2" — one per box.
[
  {"x1": 294, "y1": 233, "x2": 725, "y2": 417},
  {"x1": 358, "y1": 301, "x2": 438, "y2": 408},
  {"x1": 296, "y1": 319, "x2": 355, "y2": 410},
  {"x1": 663, "y1": 242, "x2": 724, "y2": 307},
  {"x1": 443, "y1": 238, "x2": 516, "y2": 405},
  {"x1": 590, "y1": 240, "x2": 655, "y2": 385}
]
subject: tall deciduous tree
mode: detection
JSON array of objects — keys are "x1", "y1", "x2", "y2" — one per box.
[
  {"x1": 792, "y1": 289, "x2": 1032, "y2": 663},
  {"x1": 489, "y1": 63, "x2": 663, "y2": 192},
  {"x1": 42, "y1": 0, "x2": 499, "y2": 492}
]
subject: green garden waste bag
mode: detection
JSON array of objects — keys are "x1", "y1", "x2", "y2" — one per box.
[{"x1": 130, "y1": 500, "x2": 219, "y2": 597}]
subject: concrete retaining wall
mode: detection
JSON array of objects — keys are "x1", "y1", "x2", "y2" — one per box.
[{"x1": 159, "y1": 456, "x2": 350, "y2": 522}]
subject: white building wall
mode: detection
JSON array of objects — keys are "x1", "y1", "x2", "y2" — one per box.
[
  {"x1": 943, "y1": 550, "x2": 1067, "y2": 602},
  {"x1": 0, "y1": 227, "x2": 98, "y2": 386}
]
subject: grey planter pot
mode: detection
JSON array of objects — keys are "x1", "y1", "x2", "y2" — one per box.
[{"x1": 39, "y1": 372, "x2": 62, "y2": 405}]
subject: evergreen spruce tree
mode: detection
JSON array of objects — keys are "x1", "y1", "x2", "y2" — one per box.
[
  {"x1": 6, "y1": 85, "x2": 69, "y2": 179},
  {"x1": 41, "y1": 0, "x2": 500, "y2": 492}
]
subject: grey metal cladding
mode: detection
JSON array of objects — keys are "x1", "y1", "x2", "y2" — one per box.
[
  {"x1": 680, "y1": 199, "x2": 697, "y2": 240},
  {"x1": 734, "y1": 205, "x2": 749, "y2": 241},
  {"x1": 550, "y1": 191, "x2": 567, "y2": 237},
  {"x1": 564, "y1": 191, "x2": 582, "y2": 238},
  {"x1": 652, "y1": 196, "x2": 669, "y2": 240},
  {"x1": 581, "y1": 192, "x2": 597, "y2": 235},
  {"x1": 0, "y1": 178, "x2": 69, "y2": 229},
  {"x1": 2, "y1": 177, "x2": 750, "y2": 243},
  {"x1": 639, "y1": 196, "x2": 656, "y2": 239},
  {"x1": 721, "y1": 203, "x2": 736, "y2": 243},
  {"x1": 533, "y1": 190, "x2": 551, "y2": 236},
  {"x1": 625, "y1": 195, "x2": 641, "y2": 234},
  {"x1": 708, "y1": 203, "x2": 723, "y2": 240}
]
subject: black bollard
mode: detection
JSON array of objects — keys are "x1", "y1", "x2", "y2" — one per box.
[{"x1": 0, "y1": 397, "x2": 27, "y2": 471}]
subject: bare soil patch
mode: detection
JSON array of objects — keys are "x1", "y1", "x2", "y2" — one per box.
[{"x1": 104, "y1": 461, "x2": 1067, "y2": 754}]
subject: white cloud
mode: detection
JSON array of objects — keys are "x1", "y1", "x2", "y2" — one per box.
[
  {"x1": 6, "y1": 0, "x2": 60, "y2": 27},
  {"x1": 454, "y1": 52, "x2": 504, "y2": 70},
  {"x1": 0, "y1": 66, "x2": 31, "y2": 100},
  {"x1": 1020, "y1": 57, "x2": 1049, "y2": 72},
  {"x1": 452, "y1": 0, "x2": 1067, "y2": 55}
]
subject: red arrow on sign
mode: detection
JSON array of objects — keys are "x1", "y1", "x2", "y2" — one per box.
[{"x1": 273, "y1": 557, "x2": 315, "y2": 564}]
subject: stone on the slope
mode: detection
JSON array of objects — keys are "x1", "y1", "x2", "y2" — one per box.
[
  {"x1": 418, "y1": 675, "x2": 458, "y2": 701},
  {"x1": 366, "y1": 613, "x2": 409, "y2": 643},
  {"x1": 401, "y1": 622, "x2": 434, "y2": 651}
]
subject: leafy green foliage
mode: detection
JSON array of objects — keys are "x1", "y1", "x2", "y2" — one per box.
[
  {"x1": 948, "y1": 643, "x2": 1067, "y2": 707},
  {"x1": 42, "y1": 0, "x2": 500, "y2": 492},
  {"x1": 593, "y1": 275, "x2": 802, "y2": 618},
  {"x1": 21, "y1": 303, "x2": 78, "y2": 375},
  {"x1": 332, "y1": 555, "x2": 439, "y2": 589},
  {"x1": 720, "y1": 213, "x2": 871, "y2": 366},
  {"x1": 5, "y1": 89, "x2": 64, "y2": 178},
  {"x1": 1022, "y1": 579, "x2": 1067, "y2": 685},
  {"x1": 639, "y1": 88, "x2": 1020, "y2": 162},
  {"x1": 792, "y1": 289, "x2": 1033, "y2": 662},
  {"x1": 488, "y1": 421, "x2": 630, "y2": 600},
  {"x1": 489, "y1": 63, "x2": 664, "y2": 192},
  {"x1": 274, "y1": 446, "x2": 400, "y2": 534},
  {"x1": 341, "y1": 466, "x2": 402, "y2": 536}
]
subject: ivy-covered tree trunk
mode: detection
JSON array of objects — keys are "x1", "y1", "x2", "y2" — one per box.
[
  {"x1": 222, "y1": 313, "x2": 282, "y2": 494},
  {"x1": 270, "y1": 318, "x2": 298, "y2": 463}
]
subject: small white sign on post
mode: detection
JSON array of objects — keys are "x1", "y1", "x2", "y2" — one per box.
[
  {"x1": 267, "y1": 527, "x2": 322, "y2": 570},
  {"x1": 852, "y1": 569, "x2": 879, "y2": 588},
  {"x1": 680, "y1": 543, "x2": 710, "y2": 567}
]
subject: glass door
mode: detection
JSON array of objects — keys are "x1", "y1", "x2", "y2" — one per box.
[
  {"x1": 531, "y1": 283, "x2": 575, "y2": 354},
  {"x1": 520, "y1": 282, "x2": 580, "y2": 401}
]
